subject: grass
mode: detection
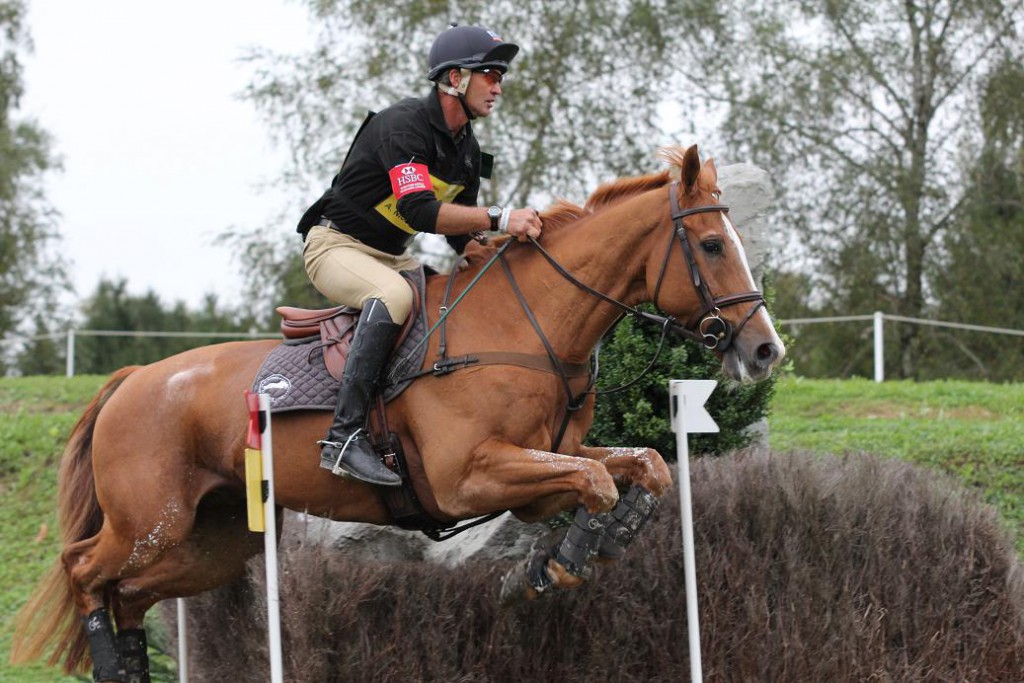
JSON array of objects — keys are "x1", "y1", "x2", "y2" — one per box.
[
  {"x1": 769, "y1": 376, "x2": 1024, "y2": 549},
  {"x1": 1, "y1": 374, "x2": 1021, "y2": 681},
  {"x1": 0, "y1": 375, "x2": 107, "y2": 683}
]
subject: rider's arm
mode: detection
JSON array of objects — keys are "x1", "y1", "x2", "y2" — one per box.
[{"x1": 382, "y1": 132, "x2": 541, "y2": 240}]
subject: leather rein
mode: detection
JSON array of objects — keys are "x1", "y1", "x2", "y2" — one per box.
[
  {"x1": 384, "y1": 182, "x2": 767, "y2": 541},
  {"x1": 424, "y1": 181, "x2": 766, "y2": 450}
]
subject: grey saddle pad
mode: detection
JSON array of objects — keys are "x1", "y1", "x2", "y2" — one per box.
[{"x1": 250, "y1": 268, "x2": 428, "y2": 413}]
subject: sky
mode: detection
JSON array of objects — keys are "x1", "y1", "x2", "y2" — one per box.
[{"x1": 21, "y1": 1, "x2": 315, "y2": 312}]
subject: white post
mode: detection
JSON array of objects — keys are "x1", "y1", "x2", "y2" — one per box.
[
  {"x1": 258, "y1": 393, "x2": 284, "y2": 683},
  {"x1": 669, "y1": 380, "x2": 720, "y2": 683},
  {"x1": 873, "y1": 311, "x2": 884, "y2": 383},
  {"x1": 65, "y1": 329, "x2": 75, "y2": 378},
  {"x1": 176, "y1": 598, "x2": 188, "y2": 682}
]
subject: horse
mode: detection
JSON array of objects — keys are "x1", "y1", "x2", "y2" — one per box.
[{"x1": 11, "y1": 144, "x2": 784, "y2": 682}]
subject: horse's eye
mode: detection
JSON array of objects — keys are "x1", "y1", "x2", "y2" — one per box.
[{"x1": 701, "y1": 240, "x2": 723, "y2": 255}]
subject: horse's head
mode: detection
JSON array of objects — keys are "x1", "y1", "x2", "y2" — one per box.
[{"x1": 650, "y1": 144, "x2": 785, "y2": 382}]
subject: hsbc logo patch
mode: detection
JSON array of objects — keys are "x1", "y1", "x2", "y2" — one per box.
[{"x1": 389, "y1": 162, "x2": 433, "y2": 199}]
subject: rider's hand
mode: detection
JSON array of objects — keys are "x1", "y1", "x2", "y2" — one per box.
[{"x1": 504, "y1": 208, "x2": 543, "y2": 242}]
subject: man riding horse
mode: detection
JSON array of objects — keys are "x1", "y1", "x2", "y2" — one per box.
[{"x1": 298, "y1": 23, "x2": 544, "y2": 486}]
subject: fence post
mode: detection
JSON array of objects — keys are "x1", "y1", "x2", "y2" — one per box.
[
  {"x1": 873, "y1": 312, "x2": 884, "y2": 383},
  {"x1": 65, "y1": 329, "x2": 75, "y2": 378},
  {"x1": 177, "y1": 598, "x2": 188, "y2": 682}
]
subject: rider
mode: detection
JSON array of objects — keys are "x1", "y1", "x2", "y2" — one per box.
[{"x1": 298, "y1": 24, "x2": 544, "y2": 486}]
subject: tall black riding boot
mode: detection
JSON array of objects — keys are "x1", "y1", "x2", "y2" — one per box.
[{"x1": 319, "y1": 298, "x2": 402, "y2": 486}]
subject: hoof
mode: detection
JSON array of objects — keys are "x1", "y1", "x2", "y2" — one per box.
[
  {"x1": 499, "y1": 549, "x2": 553, "y2": 607},
  {"x1": 545, "y1": 557, "x2": 593, "y2": 589},
  {"x1": 499, "y1": 562, "x2": 541, "y2": 607}
]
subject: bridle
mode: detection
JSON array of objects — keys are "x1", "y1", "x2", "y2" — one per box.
[
  {"x1": 527, "y1": 181, "x2": 767, "y2": 353},
  {"x1": 651, "y1": 182, "x2": 766, "y2": 352}
]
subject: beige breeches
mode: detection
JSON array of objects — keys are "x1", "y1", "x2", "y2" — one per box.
[{"x1": 303, "y1": 226, "x2": 419, "y2": 323}]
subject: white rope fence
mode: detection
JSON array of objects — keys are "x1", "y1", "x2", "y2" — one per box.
[
  {"x1": 4, "y1": 329, "x2": 278, "y2": 377},
  {"x1": 778, "y1": 311, "x2": 1024, "y2": 382},
  {"x1": 5, "y1": 312, "x2": 1023, "y2": 382}
]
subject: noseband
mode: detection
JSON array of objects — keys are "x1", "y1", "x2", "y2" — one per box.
[
  {"x1": 517, "y1": 181, "x2": 766, "y2": 354},
  {"x1": 652, "y1": 183, "x2": 766, "y2": 352}
]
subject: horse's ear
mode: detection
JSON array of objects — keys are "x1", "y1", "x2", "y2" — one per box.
[
  {"x1": 682, "y1": 144, "x2": 701, "y2": 193},
  {"x1": 703, "y1": 157, "x2": 718, "y2": 186}
]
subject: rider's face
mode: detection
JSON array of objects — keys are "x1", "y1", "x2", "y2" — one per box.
[{"x1": 463, "y1": 69, "x2": 504, "y2": 118}]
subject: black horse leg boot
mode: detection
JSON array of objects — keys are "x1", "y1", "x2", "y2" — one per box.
[{"x1": 319, "y1": 298, "x2": 402, "y2": 486}]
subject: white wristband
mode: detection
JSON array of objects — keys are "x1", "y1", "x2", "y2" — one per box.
[{"x1": 498, "y1": 206, "x2": 511, "y2": 233}]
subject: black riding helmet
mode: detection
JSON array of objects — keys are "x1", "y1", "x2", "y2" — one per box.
[{"x1": 427, "y1": 24, "x2": 519, "y2": 82}]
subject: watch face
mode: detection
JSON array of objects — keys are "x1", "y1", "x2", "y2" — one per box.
[{"x1": 487, "y1": 205, "x2": 501, "y2": 219}]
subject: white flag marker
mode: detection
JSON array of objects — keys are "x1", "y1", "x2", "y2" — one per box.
[{"x1": 669, "y1": 379, "x2": 719, "y2": 683}]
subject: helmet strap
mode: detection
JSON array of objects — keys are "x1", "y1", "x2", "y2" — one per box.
[{"x1": 436, "y1": 68, "x2": 477, "y2": 121}]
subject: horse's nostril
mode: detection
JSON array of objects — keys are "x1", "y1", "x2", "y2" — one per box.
[{"x1": 756, "y1": 343, "x2": 777, "y2": 364}]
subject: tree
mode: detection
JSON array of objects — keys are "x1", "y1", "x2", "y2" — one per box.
[
  {"x1": 0, "y1": 0, "x2": 66, "y2": 369},
  {"x1": 75, "y1": 278, "x2": 257, "y2": 374},
  {"x1": 14, "y1": 314, "x2": 63, "y2": 375},
  {"x1": 684, "y1": 0, "x2": 1024, "y2": 378},
  {"x1": 926, "y1": 58, "x2": 1024, "y2": 380},
  {"x1": 232, "y1": 0, "x2": 693, "y2": 314}
]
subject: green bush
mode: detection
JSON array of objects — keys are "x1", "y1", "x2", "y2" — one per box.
[{"x1": 588, "y1": 312, "x2": 777, "y2": 457}]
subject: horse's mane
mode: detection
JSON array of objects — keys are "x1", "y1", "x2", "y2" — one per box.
[{"x1": 537, "y1": 145, "x2": 691, "y2": 232}]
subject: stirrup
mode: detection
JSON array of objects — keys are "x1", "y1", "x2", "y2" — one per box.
[{"x1": 318, "y1": 429, "x2": 363, "y2": 476}]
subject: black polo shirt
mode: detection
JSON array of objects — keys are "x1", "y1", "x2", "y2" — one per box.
[{"x1": 311, "y1": 92, "x2": 480, "y2": 255}]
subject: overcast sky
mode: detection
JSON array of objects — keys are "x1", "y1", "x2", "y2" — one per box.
[{"x1": 21, "y1": 1, "x2": 314, "y2": 312}]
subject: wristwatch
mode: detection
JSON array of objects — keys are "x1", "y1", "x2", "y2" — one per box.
[{"x1": 487, "y1": 205, "x2": 502, "y2": 231}]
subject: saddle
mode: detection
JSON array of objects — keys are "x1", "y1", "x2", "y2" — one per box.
[
  {"x1": 275, "y1": 304, "x2": 359, "y2": 382},
  {"x1": 274, "y1": 285, "x2": 423, "y2": 384},
  {"x1": 272, "y1": 285, "x2": 448, "y2": 535}
]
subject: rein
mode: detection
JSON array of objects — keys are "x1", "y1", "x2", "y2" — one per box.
[
  {"x1": 524, "y1": 182, "x2": 766, "y2": 355},
  {"x1": 385, "y1": 183, "x2": 767, "y2": 541}
]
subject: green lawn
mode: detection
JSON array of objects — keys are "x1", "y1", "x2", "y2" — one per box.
[
  {"x1": 1, "y1": 375, "x2": 107, "y2": 683},
  {"x1": 769, "y1": 377, "x2": 1024, "y2": 547},
  {"x1": 2, "y1": 375, "x2": 1021, "y2": 681}
]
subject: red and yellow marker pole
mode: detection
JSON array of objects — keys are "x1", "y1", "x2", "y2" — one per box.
[
  {"x1": 245, "y1": 391, "x2": 266, "y2": 532},
  {"x1": 243, "y1": 390, "x2": 283, "y2": 682}
]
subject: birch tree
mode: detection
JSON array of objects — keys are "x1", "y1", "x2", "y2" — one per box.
[{"x1": 684, "y1": 0, "x2": 1023, "y2": 377}]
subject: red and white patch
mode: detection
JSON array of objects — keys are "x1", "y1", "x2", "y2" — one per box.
[{"x1": 389, "y1": 162, "x2": 433, "y2": 198}]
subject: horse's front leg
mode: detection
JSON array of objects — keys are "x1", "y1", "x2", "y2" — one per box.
[
  {"x1": 499, "y1": 446, "x2": 671, "y2": 606},
  {"x1": 435, "y1": 437, "x2": 620, "y2": 520},
  {"x1": 578, "y1": 445, "x2": 673, "y2": 496},
  {"x1": 500, "y1": 487, "x2": 664, "y2": 606},
  {"x1": 578, "y1": 445, "x2": 672, "y2": 561}
]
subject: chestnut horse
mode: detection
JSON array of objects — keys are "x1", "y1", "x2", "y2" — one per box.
[{"x1": 12, "y1": 145, "x2": 784, "y2": 682}]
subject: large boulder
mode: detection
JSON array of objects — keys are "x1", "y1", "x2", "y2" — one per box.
[{"x1": 718, "y1": 163, "x2": 774, "y2": 284}]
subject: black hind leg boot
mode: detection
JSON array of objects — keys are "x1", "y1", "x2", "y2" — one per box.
[
  {"x1": 319, "y1": 298, "x2": 402, "y2": 486},
  {"x1": 117, "y1": 628, "x2": 150, "y2": 683},
  {"x1": 82, "y1": 608, "x2": 127, "y2": 682}
]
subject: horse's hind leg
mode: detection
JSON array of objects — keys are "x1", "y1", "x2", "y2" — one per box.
[
  {"x1": 108, "y1": 493, "x2": 262, "y2": 683},
  {"x1": 63, "y1": 489, "x2": 253, "y2": 683},
  {"x1": 62, "y1": 492, "x2": 201, "y2": 683},
  {"x1": 63, "y1": 524, "x2": 172, "y2": 683}
]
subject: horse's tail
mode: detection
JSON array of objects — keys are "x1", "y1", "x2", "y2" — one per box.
[{"x1": 9, "y1": 366, "x2": 140, "y2": 674}]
